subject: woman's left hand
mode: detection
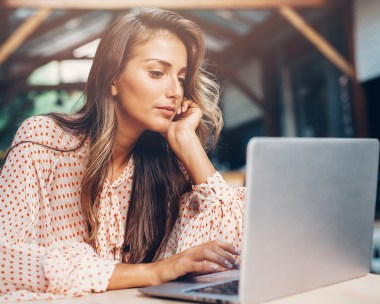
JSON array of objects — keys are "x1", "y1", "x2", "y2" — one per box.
[
  {"x1": 162, "y1": 98, "x2": 202, "y2": 144},
  {"x1": 162, "y1": 98, "x2": 216, "y2": 184}
]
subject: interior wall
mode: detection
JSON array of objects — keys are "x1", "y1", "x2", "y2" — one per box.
[
  {"x1": 222, "y1": 59, "x2": 263, "y2": 130},
  {"x1": 354, "y1": 0, "x2": 380, "y2": 82}
]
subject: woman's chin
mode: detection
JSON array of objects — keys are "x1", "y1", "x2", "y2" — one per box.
[{"x1": 146, "y1": 122, "x2": 171, "y2": 134}]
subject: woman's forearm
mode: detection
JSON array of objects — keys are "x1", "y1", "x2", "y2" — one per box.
[
  {"x1": 107, "y1": 263, "x2": 155, "y2": 290},
  {"x1": 107, "y1": 240, "x2": 239, "y2": 290},
  {"x1": 172, "y1": 130, "x2": 216, "y2": 184}
]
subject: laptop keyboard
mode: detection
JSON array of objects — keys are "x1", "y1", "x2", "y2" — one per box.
[{"x1": 188, "y1": 280, "x2": 239, "y2": 295}]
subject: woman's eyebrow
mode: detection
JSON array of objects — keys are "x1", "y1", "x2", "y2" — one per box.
[{"x1": 144, "y1": 58, "x2": 187, "y2": 73}]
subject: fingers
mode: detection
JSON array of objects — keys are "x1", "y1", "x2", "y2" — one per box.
[
  {"x1": 213, "y1": 246, "x2": 238, "y2": 269},
  {"x1": 154, "y1": 240, "x2": 240, "y2": 284},
  {"x1": 203, "y1": 248, "x2": 236, "y2": 270},
  {"x1": 189, "y1": 261, "x2": 220, "y2": 274},
  {"x1": 213, "y1": 240, "x2": 241, "y2": 256},
  {"x1": 190, "y1": 240, "x2": 240, "y2": 270},
  {"x1": 177, "y1": 98, "x2": 194, "y2": 115}
]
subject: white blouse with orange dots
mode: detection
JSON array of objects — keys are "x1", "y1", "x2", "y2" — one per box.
[{"x1": 0, "y1": 116, "x2": 245, "y2": 302}]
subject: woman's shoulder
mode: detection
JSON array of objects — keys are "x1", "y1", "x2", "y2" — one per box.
[{"x1": 12, "y1": 115, "x2": 81, "y2": 150}]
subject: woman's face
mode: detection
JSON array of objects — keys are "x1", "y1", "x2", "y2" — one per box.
[{"x1": 112, "y1": 33, "x2": 188, "y2": 135}]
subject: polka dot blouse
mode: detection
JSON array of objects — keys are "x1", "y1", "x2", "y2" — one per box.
[{"x1": 0, "y1": 116, "x2": 245, "y2": 302}]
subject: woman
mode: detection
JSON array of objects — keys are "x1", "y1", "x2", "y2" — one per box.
[{"x1": 0, "y1": 8, "x2": 245, "y2": 301}]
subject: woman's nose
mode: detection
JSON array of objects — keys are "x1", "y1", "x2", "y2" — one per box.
[{"x1": 166, "y1": 76, "x2": 183, "y2": 100}]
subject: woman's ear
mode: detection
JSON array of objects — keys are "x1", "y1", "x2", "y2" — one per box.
[{"x1": 111, "y1": 82, "x2": 118, "y2": 96}]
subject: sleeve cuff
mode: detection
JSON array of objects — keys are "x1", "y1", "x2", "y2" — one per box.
[
  {"x1": 191, "y1": 171, "x2": 237, "y2": 209},
  {"x1": 44, "y1": 241, "x2": 118, "y2": 295}
]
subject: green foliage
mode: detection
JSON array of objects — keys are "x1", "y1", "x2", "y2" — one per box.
[{"x1": 0, "y1": 90, "x2": 84, "y2": 156}]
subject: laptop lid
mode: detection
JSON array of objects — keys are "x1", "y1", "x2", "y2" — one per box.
[
  {"x1": 240, "y1": 137, "x2": 379, "y2": 303},
  {"x1": 139, "y1": 137, "x2": 379, "y2": 304}
]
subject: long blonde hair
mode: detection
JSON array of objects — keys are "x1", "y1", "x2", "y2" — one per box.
[{"x1": 48, "y1": 8, "x2": 223, "y2": 263}]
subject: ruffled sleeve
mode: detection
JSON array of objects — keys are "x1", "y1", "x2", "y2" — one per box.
[
  {"x1": 0, "y1": 240, "x2": 117, "y2": 302},
  {"x1": 0, "y1": 117, "x2": 117, "y2": 302},
  {"x1": 163, "y1": 171, "x2": 245, "y2": 262}
]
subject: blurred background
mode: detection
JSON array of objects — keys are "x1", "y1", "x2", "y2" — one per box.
[{"x1": 0, "y1": 0, "x2": 379, "y2": 271}]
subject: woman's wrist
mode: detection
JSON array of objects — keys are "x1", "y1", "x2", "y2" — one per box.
[
  {"x1": 167, "y1": 129, "x2": 198, "y2": 165},
  {"x1": 146, "y1": 261, "x2": 163, "y2": 286},
  {"x1": 107, "y1": 262, "x2": 158, "y2": 289},
  {"x1": 168, "y1": 128, "x2": 196, "y2": 147},
  {"x1": 169, "y1": 130, "x2": 215, "y2": 184}
]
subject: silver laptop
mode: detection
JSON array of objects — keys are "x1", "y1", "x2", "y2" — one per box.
[{"x1": 139, "y1": 137, "x2": 379, "y2": 304}]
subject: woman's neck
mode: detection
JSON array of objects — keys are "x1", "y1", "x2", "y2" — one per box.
[
  {"x1": 112, "y1": 131, "x2": 139, "y2": 170},
  {"x1": 108, "y1": 127, "x2": 141, "y2": 182}
]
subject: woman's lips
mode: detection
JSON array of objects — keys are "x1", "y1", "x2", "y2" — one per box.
[{"x1": 157, "y1": 106, "x2": 175, "y2": 116}]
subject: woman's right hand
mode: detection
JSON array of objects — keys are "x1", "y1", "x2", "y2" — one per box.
[{"x1": 148, "y1": 240, "x2": 240, "y2": 286}]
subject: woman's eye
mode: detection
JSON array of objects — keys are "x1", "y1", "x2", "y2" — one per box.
[
  {"x1": 178, "y1": 78, "x2": 186, "y2": 86},
  {"x1": 149, "y1": 71, "x2": 164, "y2": 78}
]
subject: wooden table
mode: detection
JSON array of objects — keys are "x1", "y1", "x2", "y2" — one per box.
[{"x1": 27, "y1": 273, "x2": 380, "y2": 304}]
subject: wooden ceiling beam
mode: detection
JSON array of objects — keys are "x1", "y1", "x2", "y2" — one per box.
[
  {"x1": 0, "y1": 9, "x2": 11, "y2": 41},
  {"x1": 29, "y1": 10, "x2": 90, "y2": 41},
  {"x1": 0, "y1": 8, "x2": 52, "y2": 65},
  {"x1": 180, "y1": 11, "x2": 239, "y2": 42},
  {"x1": 2, "y1": 0, "x2": 327, "y2": 10},
  {"x1": 206, "y1": 60, "x2": 265, "y2": 109},
  {"x1": 15, "y1": 82, "x2": 86, "y2": 92},
  {"x1": 11, "y1": 54, "x2": 83, "y2": 63},
  {"x1": 9, "y1": 11, "x2": 92, "y2": 61},
  {"x1": 6, "y1": 30, "x2": 103, "y2": 83},
  {"x1": 212, "y1": 12, "x2": 286, "y2": 74},
  {"x1": 218, "y1": 10, "x2": 257, "y2": 27},
  {"x1": 278, "y1": 5, "x2": 355, "y2": 78}
]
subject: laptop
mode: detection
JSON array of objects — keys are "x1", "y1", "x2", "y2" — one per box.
[{"x1": 139, "y1": 137, "x2": 379, "y2": 304}]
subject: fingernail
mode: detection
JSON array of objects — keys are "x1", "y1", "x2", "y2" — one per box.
[
  {"x1": 234, "y1": 248, "x2": 241, "y2": 255},
  {"x1": 182, "y1": 106, "x2": 185, "y2": 112},
  {"x1": 209, "y1": 263, "x2": 219, "y2": 270},
  {"x1": 225, "y1": 260, "x2": 233, "y2": 269}
]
